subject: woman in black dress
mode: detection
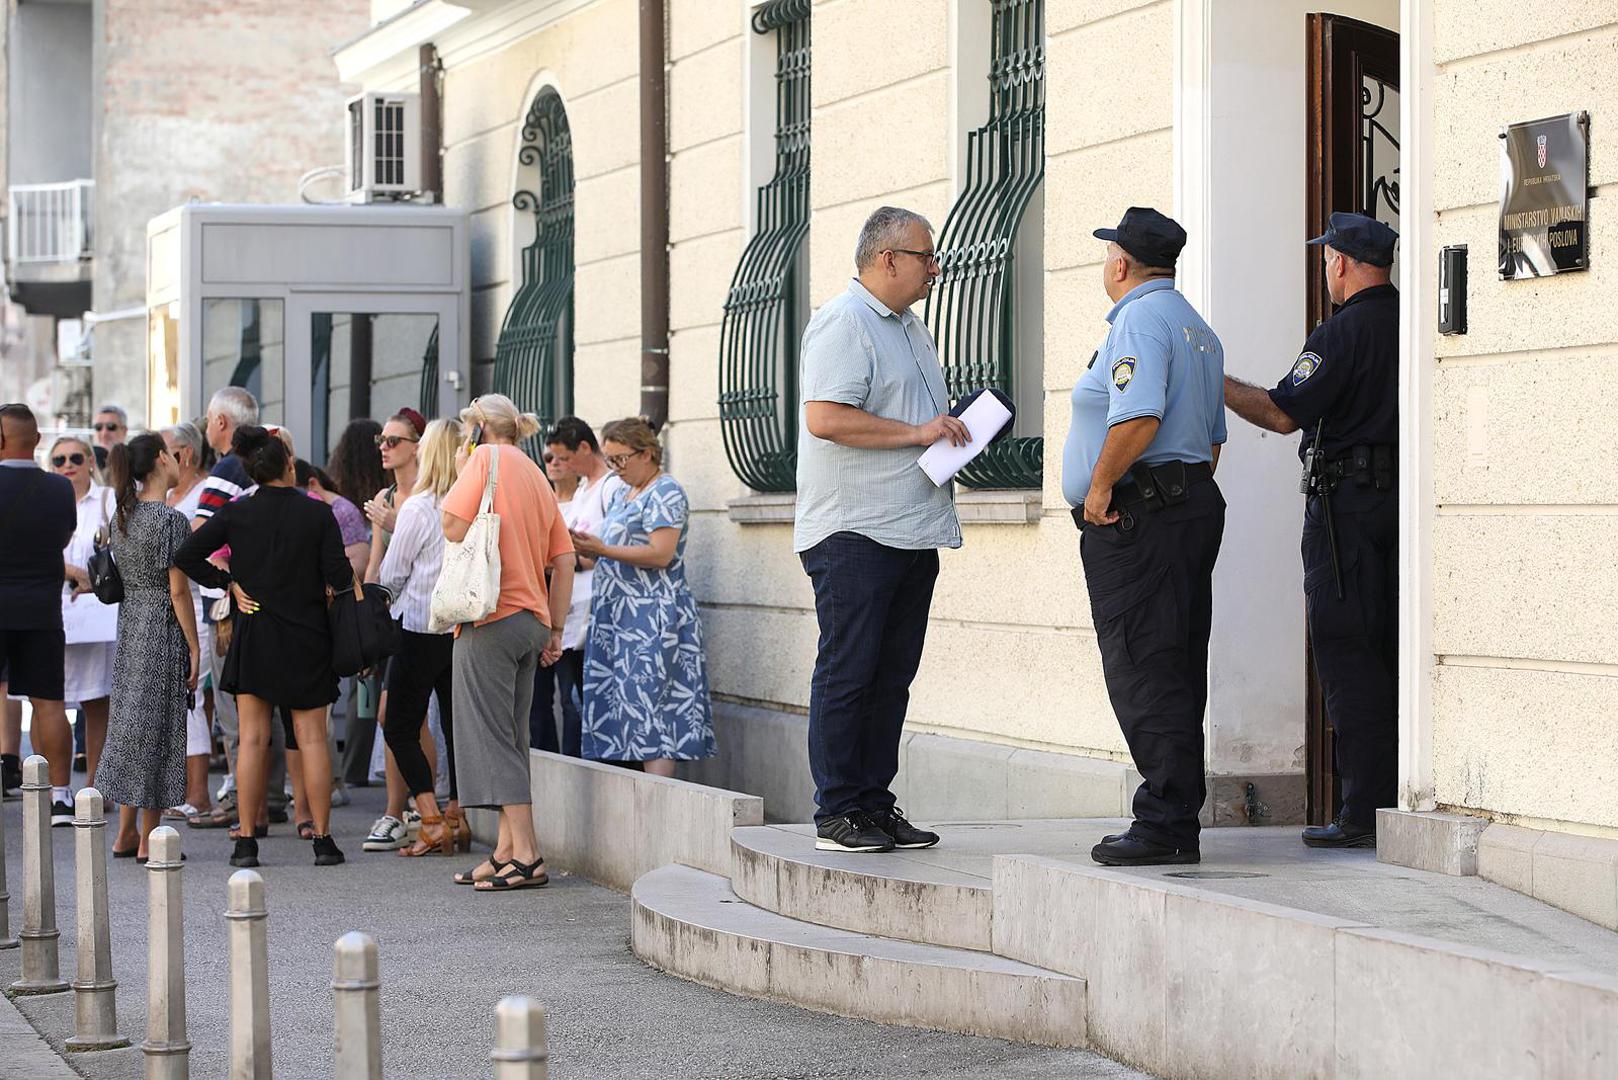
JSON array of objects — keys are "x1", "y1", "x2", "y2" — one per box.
[{"x1": 175, "y1": 426, "x2": 353, "y2": 868}]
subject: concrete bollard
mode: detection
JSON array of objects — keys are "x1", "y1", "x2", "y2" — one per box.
[
  {"x1": 226, "y1": 869, "x2": 273, "y2": 1080},
  {"x1": 9, "y1": 755, "x2": 66, "y2": 994},
  {"x1": 66, "y1": 788, "x2": 129, "y2": 1051},
  {"x1": 142, "y1": 826, "x2": 190, "y2": 1080},
  {"x1": 490, "y1": 996, "x2": 549, "y2": 1080},
  {"x1": 0, "y1": 779, "x2": 16, "y2": 950},
  {"x1": 332, "y1": 932, "x2": 383, "y2": 1080}
]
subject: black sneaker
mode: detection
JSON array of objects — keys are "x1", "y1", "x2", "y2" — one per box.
[
  {"x1": 230, "y1": 837, "x2": 260, "y2": 868},
  {"x1": 867, "y1": 806, "x2": 940, "y2": 849},
  {"x1": 267, "y1": 805, "x2": 290, "y2": 825},
  {"x1": 1091, "y1": 833, "x2": 1200, "y2": 866},
  {"x1": 1301, "y1": 816, "x2": 1376, "y2": 849},
  {"x1": 815, "y1": 812, "x2": 895, "y2": 853},
  {"x1": 50, "y1": 799, "x2": 75, "y2": 827},
  {"x1": 312, "y1": 835, "x2": 345, "y2": 866},
  {"x1": 1, "y1": 755, "x2": 21, "y2": 799}
]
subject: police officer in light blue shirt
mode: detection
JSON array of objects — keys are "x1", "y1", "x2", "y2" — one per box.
[{"x1": 1063, "y1": 207, "x2": 1227, "y2": 867}]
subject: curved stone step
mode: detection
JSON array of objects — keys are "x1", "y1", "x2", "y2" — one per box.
[
  {"x1": 631, "y1": 864, "x2": 1087, "y2": 1048},
  {"x1": 731, "y1": 824, "x2": 995, "y2": 951}
]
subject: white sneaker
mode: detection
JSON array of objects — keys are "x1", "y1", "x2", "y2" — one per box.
[
  {"x1": 330, "y1": 781, "x2": 352, "y2": 808},
  {"x1": 403, "y1": 809, "x2": 422, "y2": 840},
  {"x1": 362, "y1": 815, "x2": 407, "y2": 852},
  {"x1": 51, "y1": 799, "x2": 76, "y2": 827}
]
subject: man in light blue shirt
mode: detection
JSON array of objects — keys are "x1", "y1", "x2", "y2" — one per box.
[
  {"x1": 795, "y1": 206, "x2": 968, "y2": 855},
  {"x1": 1062, "y1": 207, "x2": 1226, "y2": 868}
]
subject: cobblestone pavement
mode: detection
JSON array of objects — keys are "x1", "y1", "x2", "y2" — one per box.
[{"x1": 2, "y1": 786, "x2": 1150, "y2": 1079}]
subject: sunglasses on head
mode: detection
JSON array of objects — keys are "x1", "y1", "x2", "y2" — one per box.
[
  {"x1": 374, "y1": 434, "x2": 419, "y2": 449},
  {"x1": 52, "y1": 453, "x2": 86, "y2": 467}
]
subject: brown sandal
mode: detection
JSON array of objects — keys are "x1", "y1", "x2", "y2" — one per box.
[
  {"x1": 444, "y1": 806, "x2": 473, "y2": 853},
  {"x1": 398, "y1": 816, "x2": 452, "y2": 857}
]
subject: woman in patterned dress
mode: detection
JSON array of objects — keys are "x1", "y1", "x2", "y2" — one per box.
[
  {"x1": 100, "y1": 434, "x2": 200, "y2": 861},
  {"x1": 572, "y1": 418, "x2": 715, "y2": 776}
]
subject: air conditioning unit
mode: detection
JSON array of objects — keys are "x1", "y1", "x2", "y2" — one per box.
[{"x1": 344, "y1": 91, "x2": 426, "y2": 202}]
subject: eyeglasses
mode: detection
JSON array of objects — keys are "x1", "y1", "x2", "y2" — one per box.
[
  {"x1": 93, "y1": 423, "x2": 122, "y2": 432},
  {"x1": 887, "y1": 248, "x2": 940, "y2": 267},
  {"x1": 605, "y1": 450, "x2": 645, "y2": 470},
  {"x1": 374, "y1": 434, "x2": 419, "y2": 449},
  {"x1": 52, "y1": 453, "x2": 86, "y2": 467}
]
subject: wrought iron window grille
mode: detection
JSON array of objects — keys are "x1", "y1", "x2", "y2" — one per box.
[
  {"x1": 418, "y1": 325, "x2": 440, "y2": 416},
  {"x1": 493, "y1": 88, "x2": 576, "y2": 455},
  {"x1": 925, "y1": 0, "x2": 1045, "y2": 490},
  {"x1": 717, "y1": 0, "x2": 811, "y2": 493}
]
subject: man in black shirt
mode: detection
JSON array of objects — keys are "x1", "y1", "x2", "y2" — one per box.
[
  {"x1": 0, "y1": 404, "x2": 78, "y2": 798},
  {"x1": 1222, "y1": 212, "x2": 1400, "y2": 849}
]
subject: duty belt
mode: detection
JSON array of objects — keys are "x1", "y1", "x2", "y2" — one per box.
[
  {"x1": 1070, "y1": 460, "x2": 1214, "y2": 531},
  {"x1": 1322, "y1": 443, "x2": 1395, "y2": 492}
]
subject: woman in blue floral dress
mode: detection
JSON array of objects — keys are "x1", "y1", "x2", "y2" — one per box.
[{"x1": 571, "y1": 419, "x2": 714, "y2": 774}]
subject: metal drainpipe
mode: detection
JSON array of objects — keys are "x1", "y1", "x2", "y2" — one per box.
[
  {"x1": 639, "y1": 0, "x2": 670, "y2": 429},
  {"x1": 419, "y1": 44, "x2": 444, "y2": 201}
]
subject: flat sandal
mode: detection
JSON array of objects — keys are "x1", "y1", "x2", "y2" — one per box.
[
  {"x1": 476, "y1": 857, "x2": 549, "y2": 891},
  {"x1": 454, "y1": 856, "x2": 511, "y2": 886}
]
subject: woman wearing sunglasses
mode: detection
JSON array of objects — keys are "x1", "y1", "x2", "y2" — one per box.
[{"x1": 51, "y1": 435, "x2": 119, "y2": 824}]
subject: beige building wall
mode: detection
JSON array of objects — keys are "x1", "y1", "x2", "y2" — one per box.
[{"x1": 1425, "y1": 6, "x2": 1618, "y2": 836}]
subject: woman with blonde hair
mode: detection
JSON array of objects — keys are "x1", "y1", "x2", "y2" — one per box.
[
  {"x1": 377, "y1": 418, "x2": 471, "y2": 856},
  {"x1": 441, "y1": 395, "x2": 574, "y2": 891},
  {"x1": 572, "y1": 418, "x2": 715, "y2": 776}
]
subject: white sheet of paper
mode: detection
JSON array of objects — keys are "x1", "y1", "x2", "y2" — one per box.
[{"x1": 916, "y1": 392, "x2": 1013, "y2": 487}]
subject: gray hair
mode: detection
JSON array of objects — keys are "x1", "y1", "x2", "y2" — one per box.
[
  {"x1": 162, "y1": 422, "x2": 204, "y2": 461},
  {"x1": 207, "y1": 386, "x2": 259, "y2": 428},
  {"x1": 94, "y1": 403, "x2": 127, "y2": 425},
  {"x1": 854, "y1": 206, "x2": 933, "y2": 271}
]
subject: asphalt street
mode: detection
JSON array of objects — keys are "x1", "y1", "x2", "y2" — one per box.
[{"x1": 1, "y1": 784, "x2": 1149, "y2": 1079}]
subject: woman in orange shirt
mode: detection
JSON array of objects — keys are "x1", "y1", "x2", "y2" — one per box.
[{"x1": 441, "y1": 394, "x2": 574, "y2": 891}]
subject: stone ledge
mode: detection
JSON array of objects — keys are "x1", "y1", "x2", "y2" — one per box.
[
  {"x1": 468, "y1": 751, "x2": 764, "y2": 891},
  {"x1": 725, "y1": 492, "x2": 795, "y2": 524},
  {"x1": 1377, "y1": 808, "x2": 1490, "y2": 876},
  {"x1": 1480, "y1": 822, "x2": 1618, "y2": 932},
  {"x1": 955, "y1": 489, "x2": 1042, "y2": 524}
]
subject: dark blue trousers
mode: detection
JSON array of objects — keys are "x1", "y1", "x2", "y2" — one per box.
[
  {"x1": 529, "y1": 648, "x2": 583, "y2": 757},
  {"x1": 800, "y1": 532, "x2": 938, "y2": 825}
]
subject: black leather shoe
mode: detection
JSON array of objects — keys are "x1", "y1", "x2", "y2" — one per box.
[
  {"x1": 1301, "y1": 817, "x2": 1376, "y2": 849},
  {"x1": 230, "y1": 837, "x2": 260, "y2": 868},
  {"x1": 312, "y1": 834, "x2": 345, "y2": 866},
  {"x1": 1091, "y1": 834, "x2": 1199, "y2": 866},
  {"x1": 867, "y1": 806, "x2": 940, "y2": 849},
  {"x1": 815, "y1": 812, "x2": 895, "y2": 853}
]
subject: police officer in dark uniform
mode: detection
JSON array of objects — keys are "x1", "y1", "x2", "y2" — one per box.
[
  {"x1": 1064, "y1": 208, "x2": 1228, "y2": 867},
  {"x1": 1223, "y1": 211, "x2": 1399, "y2": 849}
]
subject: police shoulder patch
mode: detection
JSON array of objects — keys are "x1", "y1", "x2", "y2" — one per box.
[
  {"x1": 1111, "y1": 357, "x2": 1136, "y2": 391},
  {"x1": 1290, "y1": 351, "x2": 1324, "y2": 386}
]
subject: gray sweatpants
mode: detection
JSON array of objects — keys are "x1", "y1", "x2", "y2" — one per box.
[{"x1": 452, "y1": 611, "x2": 544, "y2": 809}]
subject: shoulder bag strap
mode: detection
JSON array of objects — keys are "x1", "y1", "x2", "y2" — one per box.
[{"x1": 478, "y1": 444, "x2": 500, "y2": 517}]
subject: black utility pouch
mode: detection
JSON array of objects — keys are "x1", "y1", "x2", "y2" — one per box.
[{"x1": 1148, "y1": 460, "x2": 1190, "y2": 507}]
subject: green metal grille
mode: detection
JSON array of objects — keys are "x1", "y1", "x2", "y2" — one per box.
[
  {"x1": 717, "y1": 0, "x2": 811, "y2": 492},
  {"x1": 418, "y1": 325, "x2": 439, "y2": 416},
  {"x1": 925, "y1": 0, "x2": 1045, "y2": 489},
  {"x1": 493, "y1": 88, "x2": 575, "y2": 456}
]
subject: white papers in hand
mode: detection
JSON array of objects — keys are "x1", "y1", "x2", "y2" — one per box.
[{"x1": 916, "y1": 391, "x2": 1013, "y2": 487}]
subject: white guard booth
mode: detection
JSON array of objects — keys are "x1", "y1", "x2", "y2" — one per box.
[{"x1": 145, "y1": 203, "x2": 470, "y2": 461}]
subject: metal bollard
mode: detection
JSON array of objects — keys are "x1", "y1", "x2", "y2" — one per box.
[
  {"x1": 226, "y1": 869, "x2": 273, "y2": 1080},
  {"x1": 9, "y1": 755, "x2": 66, "y2": 994},
  {"x1": 332, "y1": 932, "x2": 382, "y2": 1080},
  {"x1": 0, "y1": 778, "x2": 16, "y2": 950},
  {"x1": 143, "y1": 826, "x2": 190, "y2": 1080},
  {"x1": 491, "y1": 996, "x2": 549, "y2": 1080},
  {"x1": 66, "y1": 788, "x2": 129, "y2": 1051}
]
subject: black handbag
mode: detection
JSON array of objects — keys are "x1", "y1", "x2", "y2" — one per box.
[
  {"x1": 328, "y1": 579, "x2": 401, "y2": 677},
  {"x1": 87, "y1": 525, "x2": 124, "y2": 605}
]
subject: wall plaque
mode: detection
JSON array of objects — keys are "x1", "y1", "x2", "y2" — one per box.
[{"x1": 1499, "y1": 112, "x2": 1590, "y2": 279}]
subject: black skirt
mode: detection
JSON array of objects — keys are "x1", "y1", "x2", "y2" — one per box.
[{"x1": 220, "y1": 607, "x2": 340, "y2": 710}]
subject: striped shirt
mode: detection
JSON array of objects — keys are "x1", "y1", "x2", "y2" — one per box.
[
  {"x1": 377, "y1": 489, "x2": 446, "y2": 634},
  {"x1": 194, "y1": 454, "x2": 250, "y2": 521}
]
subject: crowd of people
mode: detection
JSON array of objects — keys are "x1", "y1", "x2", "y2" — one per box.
[{"x1": 0, "y1": 386, "x2": 715, "y2": 885}]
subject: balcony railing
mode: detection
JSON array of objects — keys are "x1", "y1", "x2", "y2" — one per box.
[{"x1": 7, "y1": 179, "x2": 94, "y2": 266}]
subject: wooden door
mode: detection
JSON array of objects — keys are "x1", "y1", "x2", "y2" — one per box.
[{"x1": 1303, "y1": 13, "x2": 1399, "y2": 825}]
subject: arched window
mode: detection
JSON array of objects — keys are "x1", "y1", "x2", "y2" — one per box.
[
  {"x1": 926, "y1": 0, "x2": 1045, "y2": 489},
  {"x1": 494, "y1": 87, "x2": 575, "y2": 452},
  {"x1": 717, "y1": 0, "x2": 811, "y2": 493}
]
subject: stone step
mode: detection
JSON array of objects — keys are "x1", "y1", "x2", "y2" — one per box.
[
  {"x1": 730, "y1": 824, "x2": 996, "y2": 951},
  {"x1": 630, "y1": 864, "x2": 1087, "y2": 1048}
]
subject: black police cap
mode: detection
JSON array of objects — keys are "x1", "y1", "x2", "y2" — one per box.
[
  {"x1": 1307, "y1": 211, "x2": 1398, "y2": 268},
  {"x1": 1093, "y1": 207, "x2": 1187, "y2": 268}
]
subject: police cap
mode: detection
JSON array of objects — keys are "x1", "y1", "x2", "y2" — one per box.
[
  {"x1": 1307, "y1": 211, "x2": 1397, "y2": 268},
  {"x1": 1093, "y1": 207, "x2": 1186, "y2": 269}
]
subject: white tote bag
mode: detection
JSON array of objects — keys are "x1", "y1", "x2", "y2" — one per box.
[{"x1": 428, "y1": 445, "x2": 502, "y2": 633}]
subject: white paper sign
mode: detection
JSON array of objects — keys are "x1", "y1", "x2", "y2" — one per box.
[{"x1": 916, "y1": 391, "x2": 1014, "y2": 487}]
